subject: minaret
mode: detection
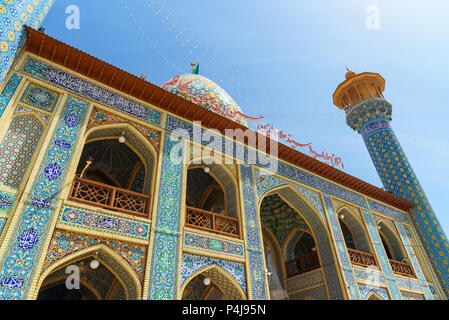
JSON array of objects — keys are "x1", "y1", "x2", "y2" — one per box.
[
  {"x1": 0, "y1": 1, "x2": 55, "y2": 87},
  {"x1": 333, "y1": 68, "x2": 449, "y2": 298}
]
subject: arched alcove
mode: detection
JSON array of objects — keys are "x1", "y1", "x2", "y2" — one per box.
[
  {"x1": 378, "y1": 221, "x2": 406, "y2": 262},
  {"x1": 181, "y1": 265, "x2": 246, "y2": 300},
  {"x1": 337, "y1": 208, "x2": 372, "y2": 253},
  {"x1": 36, "y1": 245, "x2": 142, "y2": 300},
  {"x1": 285, "y1": 229, "x2": 318, "y2": 262},
  {"x1": 69, "y1": 125, "x2": 157, "y2": 218},
  {"x1": 258, "y1": 185, "x2": 345, "y2": 300},
  {"x1": 185, "y1": 158, "x2": 240, "y2": 238},
  {"x1": 262, "y1": 226, "x2": 288, "y2": 300},
  {"x1": 367, "y1": 291, "x2": 384, "y2": 300}
]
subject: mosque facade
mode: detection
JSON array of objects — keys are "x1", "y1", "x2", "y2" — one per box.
[{"x1": 0, "y1": 12, "x2": 447, "y2": 300}]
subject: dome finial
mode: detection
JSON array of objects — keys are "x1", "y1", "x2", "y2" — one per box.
[
  {"x1": 345, "y1": 66, "x2": 356, "y2": 79},
  {"x1": 191, "y1": 62, "x2": 199, "y2": 74}
]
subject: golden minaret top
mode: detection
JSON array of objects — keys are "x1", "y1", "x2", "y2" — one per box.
[{"x1": 333, "y1": 68, "x2": 386, "y2": 110}]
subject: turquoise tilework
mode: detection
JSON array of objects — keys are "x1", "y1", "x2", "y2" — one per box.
[
  {"x1": 360, "y1": 108, "x2": 449, "y2": 297},
  {"x1": 322, "y1": 194, "x2": 360, "y2": 299},
  {"x1": 361, "y1": 208, "x2": 402, "y2": 299}
]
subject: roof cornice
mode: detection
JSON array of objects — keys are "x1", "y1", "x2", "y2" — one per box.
[{"x1": 22, "y1": 26, "x2": 414, "y2": 211}]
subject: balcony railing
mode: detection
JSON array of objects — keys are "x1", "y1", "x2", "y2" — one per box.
[
  {"x1": 185, "y1": 206, "x2": 240, "y2": 238},
  {"x1": 285, "y1": 252, "x2": 320, "y2": 278},
  {"x1": 347, "y1": 248, "x2": 377, "y2": 267},
  {"x1": 389, "y1": 259, "x2": 415, "y2": 278},
  {"x1": 69, "y1": 177, "x2": 150, "y2": 218}
]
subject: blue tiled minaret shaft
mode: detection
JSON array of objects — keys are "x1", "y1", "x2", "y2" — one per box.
[
  {"x1": 0, "y1": 0, "x2": 54, "y2": 87},
  {"x1": 333, "y1": 70, "x2": 449, "y2": 298}
]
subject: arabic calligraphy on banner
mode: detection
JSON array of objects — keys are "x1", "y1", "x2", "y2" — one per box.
[{"x1": 256, "y1": 123, "x2": 344, "y2": 170}]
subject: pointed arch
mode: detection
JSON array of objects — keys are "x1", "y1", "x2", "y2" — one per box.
[
  {"x1": 186, "y1": 155, "x2": 240, "y2": 218},
  {"x1": 35, "y1": 244, "x2": 142, "y2": 300},
  {"x1": 257, "y1": 184, "x2": 345, "y2": 300},
  {"x1": 37, "y1": 275, "x2": 102, "y2": 300},
  {"x1": 284, "y1": 228, "x2": 317, "y2": 262},
  {"x1": 180, "y1": 263, "x2": 247, "y2": 300},
  {"x1": 262, "y1": 225, "x2": 286, "y2": 280},
  {"x1": 11, "y1": 110, "x2": 47, "y2": 127},
  {"x1": 377, "y1": 220, "x2": 406, "y2": 261},
  {"x1": 337, "y1": 206, "x2": 372, "y2": 253},
  {"x1": 83, "y1": 123, "x2": 158, "y2": 195},
  {"x1": 367, "y1": 291, "x2": 384, "y2": 300}
]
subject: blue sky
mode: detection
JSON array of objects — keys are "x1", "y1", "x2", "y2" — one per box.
[{"x1": 41, "y1": 0, "x2": 449, "y2": 233}]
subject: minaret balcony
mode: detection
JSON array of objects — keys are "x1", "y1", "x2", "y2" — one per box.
[
  {"x1": 185, "y1": 206, "x2": 240, "y2": 239},
  {"x1": 69, "y1": 176, "x2": 151, "y2": 218}
]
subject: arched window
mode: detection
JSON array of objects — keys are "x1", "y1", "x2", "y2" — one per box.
[
  {"x1": 185, "y1": 162, "x2": 240, "y2": 238},
  {"x1": 284, "y1": 230, "x2": 320, "y2": 277},
  {"x1": 69, "y1": 129, "x2": 155, "y2": 218},
  {"x1": 377, "y1": 222, "x2": 405, "y2": 262},
  {"x1": 76, "y1": 139, "x2": 145, "y2": 191},
  {"x1": 338, "y1": 209, "x2": 371, "y2": 253},
  {"x1": 379, "y1": 233, "x2": 393, "y2": 260},
  {"x1": 377, "y1": 221, "x2": 415, "y2": 277},
  {"x1": 293, "y1": 232, "x2": 316, "y2": 257},
  {"x1": 338, "y1": 209, "x2": 377, "y2": 268},
  {"x1": 339, "y1": 221, "x2": 356, "y2": 250},
  {"x1": 263, "y1": 235, "x2": 288, "y2": 300}
]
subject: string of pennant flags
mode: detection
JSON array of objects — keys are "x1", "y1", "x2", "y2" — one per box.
[{"x1": 121, "y1": 0, "x2": 345, "y2": 170}]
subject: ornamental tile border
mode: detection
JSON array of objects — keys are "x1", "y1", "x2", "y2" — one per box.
[
  {"x1": 357, "y1": 282, "x2": 390, "y2": 300},
  {"x1": 183, "y1": 231, "x2": 244, "y2": 258},
  {"x1": 240, "y1": 165, "x2": 268, "y2": 300},
  {"x1": 368, "y1": 199, "x2": 408, "y2": 223},
  {"x1": 58, "y1": 205, "x2": 150, "y2": 241},
  {"x1": 401, "y1": 291, "x2": 425, "y2": 300},
  {"x1": 166, "y1": 115, "x2": 368, "y2": 209},
  {"x1": 361, "y1": 208, "x2": 402, "y2": 299},
  {"x1": 21, "y1": 57, "x2": 161, "y2": 127},
  {"x1": 395, "y1": 276, "x2": 422, "y2": 292},
  {"x1": 353, "y1": 267, "x2": 386, "y2": 285},
  {"x1": 19, "y1": 82, "x2": 60, "y2": 113},
  {"x1": 147, "y1": 136, "x2": 184, "y2": 300},
  {"x1": 0, "y1": 73, "x2": 22, "y2": 117},
  {"x1": 286, "y1": 268, "x2": 324, "y2": 293},
  {"x1": 0, "y1": 218, "x2": 6, "y2": 235},
  {"x1": 405, "y1": 224, "x2": 442, "y2": 298},
  {"x1": 88, "y1": 107, "x2": 162, "y2": 153},
  {"x1": 254, "y1": 168, "x2": 325, "y2": 221},
  {"x1": 0, "y1": 95, "x2": 89, "y2": 299},
  {"x1": 395, "y1": 222, "x2": 434, "y2": 299},
  {"x1": 43, "y1": 229, "x2": 147, "y2": 284},
  {"x1": 180, "y1": 252, "x2": 247, "y2": 295},
  {"x1": 0, "y1": 190, "x2": 15, "y2": 216},
  {"x1": 322, "y1": 194, "x2": 360, "y2": 300}
]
